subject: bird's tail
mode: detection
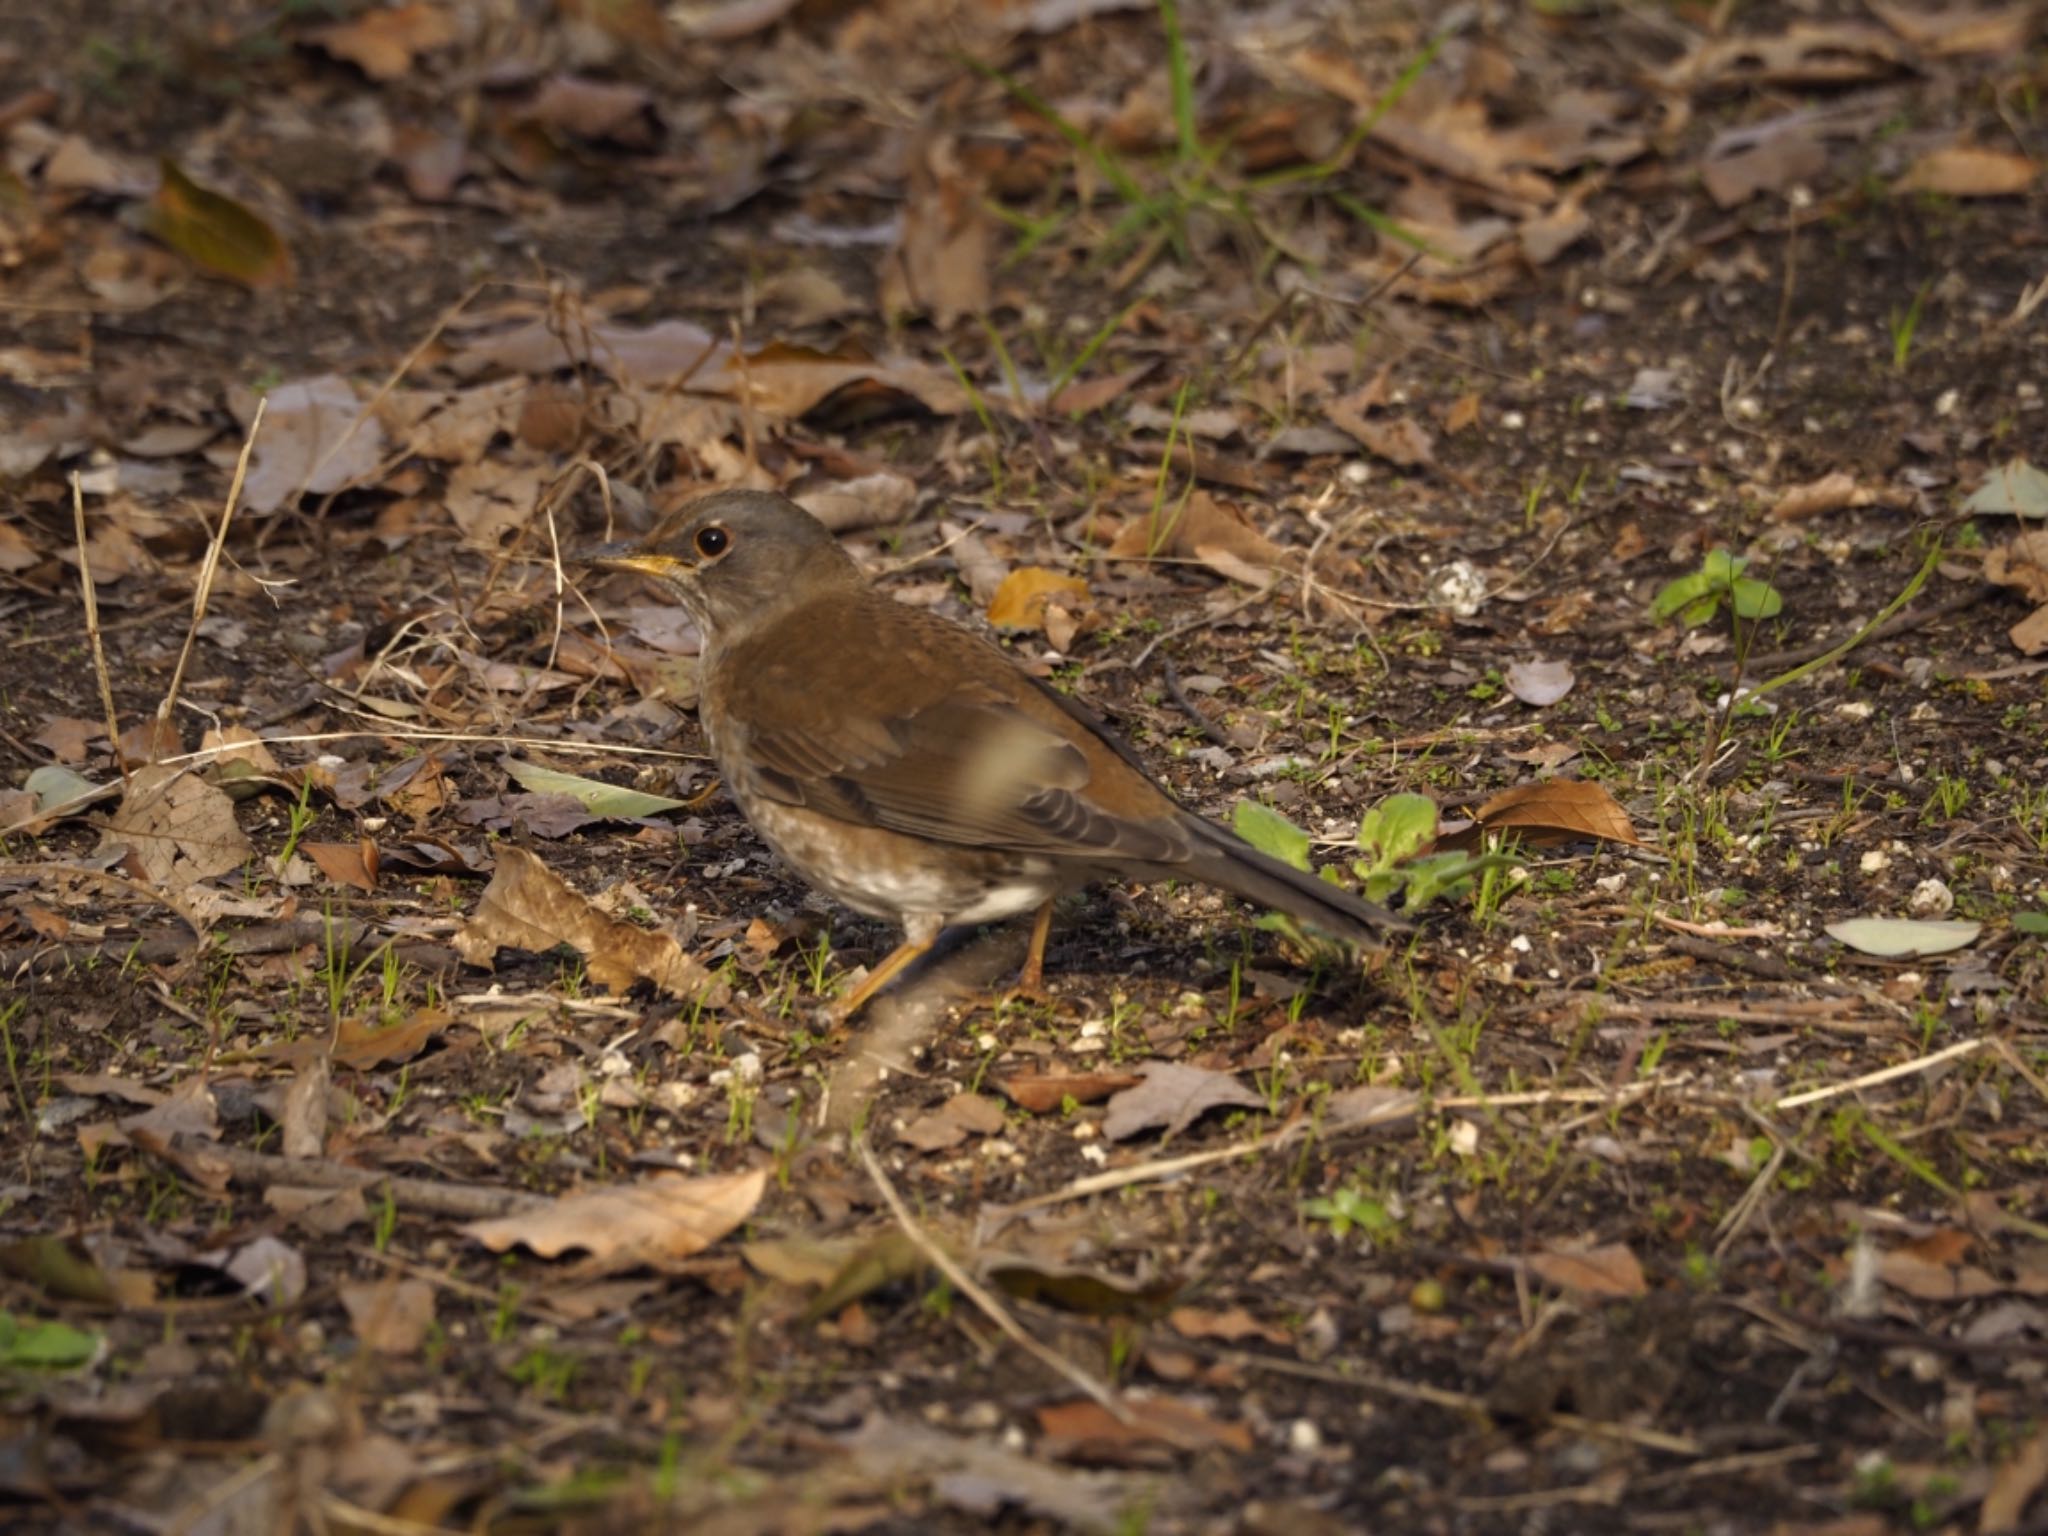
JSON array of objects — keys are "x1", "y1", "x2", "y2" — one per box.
[{"x1": 1182, "y1": 817, "x2": 1408, "y2": 943}]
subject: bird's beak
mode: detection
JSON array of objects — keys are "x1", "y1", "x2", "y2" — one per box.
[{"x1": 576, "y1": 540, "x2": 694, "y2": 581}]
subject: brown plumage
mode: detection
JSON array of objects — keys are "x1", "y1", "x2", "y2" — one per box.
[{"x1": 587, "y1": 489, "x2": 1404, "y2": 1015}]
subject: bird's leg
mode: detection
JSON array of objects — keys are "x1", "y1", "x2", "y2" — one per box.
[
  {"x1": 1012, "y1": 897, "x2": 1056, "y2": 998},
  {"x1": 833, "y1": 922, "x2": 939, "y2": 1021}
]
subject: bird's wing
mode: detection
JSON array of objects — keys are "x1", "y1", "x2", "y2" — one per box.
[{"x1": 737, "y1": 692, "x2": 1191, "y2": 864}]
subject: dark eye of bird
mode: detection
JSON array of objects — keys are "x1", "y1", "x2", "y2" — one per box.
[{"x1": 695, "y1": 526, "x2": 730, "y2": 558}]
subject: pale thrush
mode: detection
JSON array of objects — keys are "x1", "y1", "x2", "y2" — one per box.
[{"x1": 587, "y1": 490, "x2": 1403, "y2": 1015}]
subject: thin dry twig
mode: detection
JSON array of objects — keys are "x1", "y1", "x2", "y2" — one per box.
[
  {"x1": 70, "y1": 472, "x2": 127, "y2": 784},
  {"x1": 1196, "y1": 1345, "x2": 1704, "y2": 1456},
  {"x1": 1772, "y1": 1036, "x2": 1989, "y2": 1112},
  {"x1": 158, "y1": 398, "x2": 265, "y2": 740},
  {"x1": 856, "y1": 1137, "x2": 1129, "y2": 1421}
]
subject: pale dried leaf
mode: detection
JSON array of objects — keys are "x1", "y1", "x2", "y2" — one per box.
[
  {"x1": 1103, "y1": 1062, "x2": 1262, "y2": 1142},
  {"x1": 454, "y1": 845, "x2": 723, "y2": 1000},
  {"x1": 462, "y1": 1167, "x2": 766, "y2": 1267},
  {"x1": 99, "y1": 764, "x2": 253, "y2": 889},
  {"x1": 1526, "y1": 1242, "x2": 1646, "y2": 1298}
]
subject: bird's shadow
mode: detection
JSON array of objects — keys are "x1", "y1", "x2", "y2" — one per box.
[{"x1": 819, "y1": 920, "x2": 1029, "y2": 1135}]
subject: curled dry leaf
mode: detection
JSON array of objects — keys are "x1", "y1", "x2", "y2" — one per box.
[
  {"x1": 1109, "y1": 490, "x2": 1288, "y2": 589},
  {"x1": 986, "y1": 567, "x2": 1090, "y2": 632},
  {"x1": 453, "y1": 845, "x2": 725, "y2": 1001},
  {"x1": 1770, "y1": 470, "x2": 1877, "y2": 521},
  {"x1": 796, "y1": 471, "x2": 919, "y2": 532},
  {"x1": 304, "y1": 839, "x2": 378, "y2": 893},
  {"x1": 1985, "y1": 529, "x2": 2048, "y2": 602},
  {"x1": 1465, "y1": 778, "x2": 1640, "y2": 848},
  {"x1": 993, "y1": 1070, "x2": 1143, "y2": 1113},
  {"x1": 461, "y1": 1166, "x2": 766, "y2": 1269},
  {"x1": 880, "y1": 136, "x2": 990, "y2": 327},
  {"x1": 307, "y1": 2, "x2": 459, "y2": 81},
  {"x1": 145, "y1": 160, "x2": 292, "y2": 289}
]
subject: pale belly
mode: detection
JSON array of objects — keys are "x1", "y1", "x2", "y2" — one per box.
[{"x1": 745, "y1": 794, "x2": 1061, "y2": 931}]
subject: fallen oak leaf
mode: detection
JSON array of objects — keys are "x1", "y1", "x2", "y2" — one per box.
[
  {"x1": 453, "y1": 845, "x2": 724, "y2": 1001},
  {"x1": 1102, "y1": 1062, "x2": 1263, "y2": 1142},
  {"x1": 461, "y1": 1167, "x2": 766, "y2": 1269}
]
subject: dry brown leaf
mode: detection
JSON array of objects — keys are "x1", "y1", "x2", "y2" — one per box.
[
  {"x1": 881, "y1": 137, "x2": 989, "y2": 326},
  {"x1": 305, "y1": 839, "x2": 379, "y2": 893},
  {"x1": 99, "y1": 764, "x2": 252, "y2": 890},
  {"x1": 1102, "y1": 1062, "x2": 1262, "y2": 1142},
  {"x1": 987, "y1": 567, "x2": 1091, "y2": 632},
  {"x1": 333, "y1": 1008, "x2": 452, "y2": 1071},
  {"x1": 796, "y1": 472, "x2": 919, "y2": 532},
  {"x1": 308, "y1": 3, "x2": 458, "y2": 80},
  {"x1": 0, "y1": 519, "x2": 42, "y2": 572},
  {"x1": 33, "y1": 717, "x2": 96, "y2": 763},
  {"x1": 1325, "y1": 393, "x2": 1436, "y2": 469},
  {"x1": 1036, "y1": 1395, "x2": 1253, "y2": 1456},
  {"x1": 898, "y1": 1092, "x2": 1008, "y2": 1153},
  {"x1": 229, "y1": 375, "x2": 386, "y2": 515},
  {"x1": 145, "y1": 160, "x2": 292, "y2": 289},
  {"x1": 522, "y1": 76, "x2": 659, "y2": 146},
  {"x1": 1770, "y1": 470, "x2": 1876, "y2": 521},
  {"x1": 200, "y1": 724, "x2": 280, "y2": 776},
  {"x1": 1442, "y1": 393, "x2": 1481, "y2": 434},
  {"x1": 1878, "y1": 1246, "x2": 2002, "y2": 1300},
  {"x1": 1109, "y1": 490, "x2": 1288, "y2": 588},
  {"x1": 993, "y1": 1071, "x2": 1143, "y2": 1113},
  {"x1": 1895, "y1": 146, "x2": 2038, "y2": 197},
  {"x1": 1525, "y1": 1242, "x2": 1646, "y2": 1299},
  {"x1": 1702, "y1": 121, "x2": 1827, "y2": 208},
  {"x1": 1657, "y1": 23, "x2": 1905, "y2": 90},
  {"x1": 462, "y1": 1167, "x2": 765, "y2": 1267},
  {"x1": 1468, "y1": 779, "x2": 1640, "y2": 848},
  {"x1": 453, "y1": 845, "x2": 722, "y2": 1001},
  {"x1": 1985, "y1": 530, "x2": 2048, "y2": 603},
  {"x1": 1869, "y1": 0, "x2": 2037, "y2": 56},
  {"x1": 2011, "y1": 604, "x2": 2048, "y2": 657},
  {"x1": 339, "y1": 1277, "x2": 437, "y2": 1356},
  {"x1": 1168, "y1": 1305, "x2": 1288, "y2": 1345},
  {"x1": 1982, "y1": 1423, "x2": 2048, "y2": 1534}
]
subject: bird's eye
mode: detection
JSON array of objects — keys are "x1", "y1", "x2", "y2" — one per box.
[{"x1": 694, "y1": 525, "x2": 730, "y2": 558}]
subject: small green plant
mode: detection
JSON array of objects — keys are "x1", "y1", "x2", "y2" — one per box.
[
  {"x1": 1651, "y1": 547, "x2": 1783, "y2": 630},
  {"x1": 276, "y1": 776, "x2": 317, "y2": 869},
  {"x1": 1302, "y1": 1185, "x2": 1398, "y2": 1242},
  {"x1": 1888, "y1": 278, "x2": 1934, "y2": 371}
]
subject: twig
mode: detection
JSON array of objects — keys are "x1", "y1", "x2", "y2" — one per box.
[
  {"x1": 1718, "y1": 582, "x2": 1988, "y2": 679},
  {"x1": 1193, "y1": 1345, "x2": 1704, "y2": 1456},
  {"x1": 856, "y1": 1137, "x2": 1128, "y2": 1420},
  {"x1": 158, "y1": 398, "x2": 264, "y2": 740},
  {"x1": 71, "y1": 472, "x2": 127, "y2": 784},
  {"x1": 1772, "y1": 1036, "x2": 1988, "y2": 1111},
  {"x1": 159, "y1": 1133, "x2": 544, "y2": 1220},
  {"x1": 1159, "y1": 657, "x2": 1231, "y2": 747}
]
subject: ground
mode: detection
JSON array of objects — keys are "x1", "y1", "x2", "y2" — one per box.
[{"x1": 2, "y1": 1, "x2": 2047, "y2": 1532}]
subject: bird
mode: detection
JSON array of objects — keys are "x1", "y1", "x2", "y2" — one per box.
[{"x1": 583, "y1": 489, "x2": 1405, "y2": 1018}]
